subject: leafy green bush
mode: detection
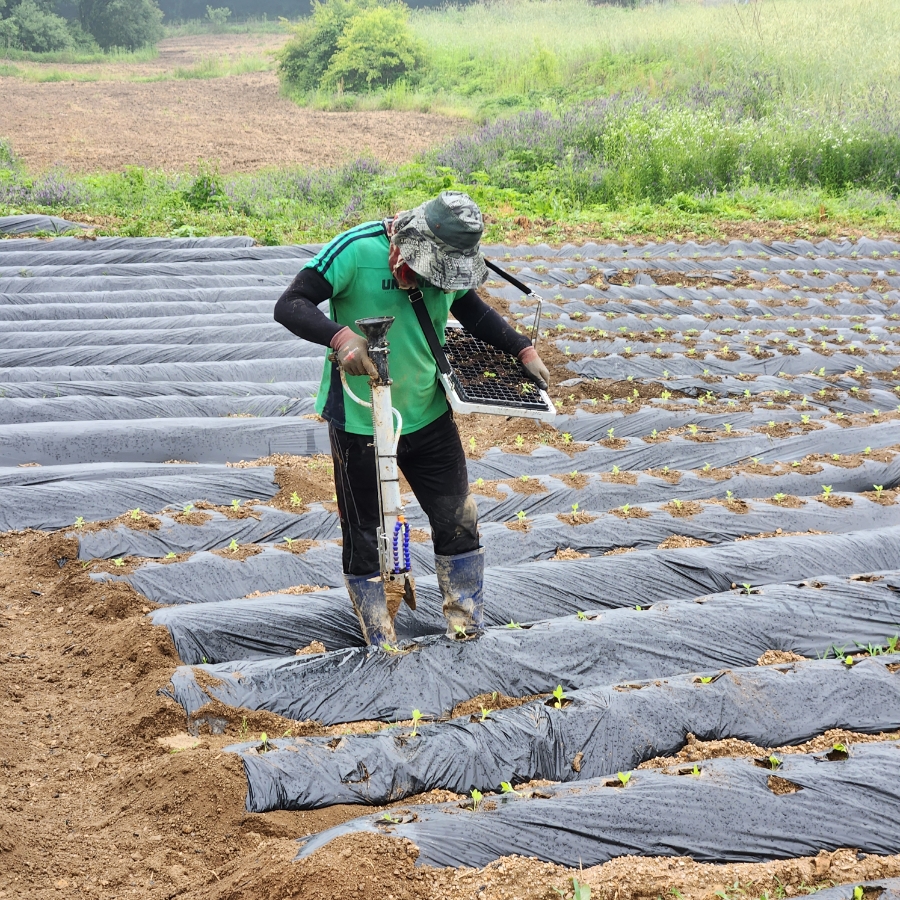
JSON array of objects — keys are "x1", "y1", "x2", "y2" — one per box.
[
  {"x1": 277, "y1": 0, "x2": 369, "y2": 91},
  {"x1": 205, "y1": 4, "x2": 230, "y2": 28},
  {"x1": 0, "y1": 0, "x2": 74, "y2": 52},
  {"x1": 323, "y1": 4, "x2": 424, "y2": 91},
  {"x1": 278, "y1": 0, "x2": 424, "y2": 93},
  {"x1": 80, "y1": 0, "x2": 164, "y2": 50}
]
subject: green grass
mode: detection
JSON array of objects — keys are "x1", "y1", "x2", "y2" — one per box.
[
  {"x1": 150, "y1": 52, "x2": 274, "y2": 80},
  {"x1": 296, "y1": 0, "x2": 900, "y2": 117},
  {"x1": 0, "y1": 45, "x2": 158, "y2": 65},
  {"x1": 161, "y1": 16, "x2": 296, "y2": 37}
]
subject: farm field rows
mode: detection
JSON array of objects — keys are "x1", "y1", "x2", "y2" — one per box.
[{"x1": 3, "y1": 227, "x2": 900, "y2": 897}]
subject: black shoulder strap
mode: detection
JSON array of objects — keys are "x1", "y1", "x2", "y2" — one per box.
[{"x1": 407, "y1": 288, "x2": 452, "y2": 376}]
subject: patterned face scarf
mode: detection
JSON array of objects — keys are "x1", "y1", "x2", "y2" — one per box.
[{"x1": 386, "y1": 214, "x2": 420, "y2": 290}]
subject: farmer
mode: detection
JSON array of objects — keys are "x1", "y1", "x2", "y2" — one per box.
[{"x1": 274, "y1": 191, "x2": 550, "y2": 646}]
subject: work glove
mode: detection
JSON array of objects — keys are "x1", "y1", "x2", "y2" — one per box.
[
  {"x1": 331, "y1": 326, "x2": 378, "y2": 378},
  {"x1": 518, "y1": 345, "x2": 551, "y2": 391}
]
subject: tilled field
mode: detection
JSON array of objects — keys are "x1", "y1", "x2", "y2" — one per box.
[{"x1": 3, "y1": 230, "x2": 900, "y2": 898}]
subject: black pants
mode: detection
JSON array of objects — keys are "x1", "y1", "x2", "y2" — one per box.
[{"x1": 330, "y1": 411, "x2": 480, "y2": 576}]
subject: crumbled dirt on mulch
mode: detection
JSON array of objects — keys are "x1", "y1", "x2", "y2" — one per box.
[
  {"x1": 657, "y1": 535, "x2": 710, "y2": 550},
  {"x1": 768, "y1": 775, "x2": 803, "y2": 795},
  {"x1": 738, "y1": 528, "x2": 829, "y2": 541},
  {"x1": 639, "y1": 734, "x2": 765, "y2": 768},
  {"x1": 274, "y1": 539, "x2": 316, "y2": 556},
  {"x1": 707, "y1": 497, "x2": 751, "y2": 514},
  {"x1": 295, "y1": 640, "x2": 327, "y2": 656},
  {"x1": 456, "y1": 413, "x2": 565, "y2": 458},
  {"x1": 785, "y1": 459, "x2": 824, "y2": 475},
  {"x1": 604, "y1": 546, "x2": 638, "y2": 556},
  {"x1": 695, "y1": 466, "x2": 732, "y2": 480},
  {"x1": 505, "y1": 476, "x2": 548, "y2": 495},
  {"x1": 76, "y1": 510, "x2": 163, "y2": 533},
  {"x1": 609, "y1": 506, "x2": 651, "y2": 519},
  {"x1": 504, "y1": 519, "x2": 531, "y2": 533},
  {"x1": 555, "y1": 511, "x2": 598, "y2": 527},
  {"x1": 195, "y1": 500, "x2": 263, "y2": 520},
  {"x1": 763, "y1": 494, "x2": 806, "y2": 508},
  {"x1": 807, "y1": 452, "x2": 864, "y2": 469},
  {"x1": 470, "y1": 479, "x2": 508, "y2": 500},
  {"x1": 661, "y1": 500, "x2": 703, "y2": 517},
  {"x1": 231, "y1": 453, "x2": 336, "y2": 512},
  {"x1": 449, "y1": 691, "x2": 547, "y2": 719},
  {"x1": 210, "y1": 543, "x2": 264, "y2": 561},
  {"x1": 815, "y1": 494, "x2": 855, "y2": 508},
  {"x1": 755, "y1": 422, "x2": 794, "y2": 438},
  {"x1": 646, "y1": 467, "x2": 682, "y2": 484},
  {"x1": 599, "y1": 437, "x2": 629, "y2": 450},
  {"x1": 758, "y1": 650, "x2": 807, "y2": 665},
  {"x1": 735, "y1": 461, "x2": 781, "y2": 476},
  {"x1": 557, "y1": 471, "x2": 589, "y2": 489},
  {"x1": 171, "y1": 510, "x2": 213, "y2": 526},
  {"x1": 553, "y1": 547, "x2": 591, "y2": 560},
  {"x1": 410, "y1": 528, "x2": 431, "y2": 542},
  {"x1": 602, "y1": 470, "x2": 639, "y2": 484},
  {"x1": 243, "y1": 584, "x2": 325, "y2": 599},
  {"x1": 860, "y1": 488, "x2": 899, "y2": 505}
]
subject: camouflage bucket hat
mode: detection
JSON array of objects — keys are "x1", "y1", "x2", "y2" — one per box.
[{"x1": 391, "y1": 190, "x2": 489, "y2": 291}]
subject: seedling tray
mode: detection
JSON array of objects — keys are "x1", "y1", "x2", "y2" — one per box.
[{"x1": 440, "y1": 326, "x2": 555, "y2": 421}]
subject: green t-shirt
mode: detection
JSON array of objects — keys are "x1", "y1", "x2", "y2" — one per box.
[{"x1": 306, "y1": 220, "x2": 468, "y2": 436}]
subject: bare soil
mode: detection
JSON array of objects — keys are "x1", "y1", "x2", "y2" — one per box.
[{"x1": 2, "y1": 50, "x2": 467, "y2": 173}]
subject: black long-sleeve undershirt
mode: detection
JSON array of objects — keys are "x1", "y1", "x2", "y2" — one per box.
[{"x1": 273, "y1": 268, "x2": 532, "y2": 357}]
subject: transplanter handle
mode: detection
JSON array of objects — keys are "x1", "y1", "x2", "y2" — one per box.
[{"x1": 356, "y1": 316, "x2": 394, "y2": 384}]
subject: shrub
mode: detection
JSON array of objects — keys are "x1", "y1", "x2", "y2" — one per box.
[
  {"x1": 80, "y1": 0, "x2": 164, "y2": 50},
  {"x1": 277, "y1": 0, "x2": 371, "y2": 92},
  {"x1": 1, "y1": 0, "x2": 73, "y2": 52},
  {"x1": 323, "y1": 3, "x2": 424, "y2": 92},
  {"x1": 205, "y1": 4, "x2": 230, "y2": 28}
]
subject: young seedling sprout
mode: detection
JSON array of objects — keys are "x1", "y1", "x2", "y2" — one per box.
[
  {"x1": 165, "y1": 551, "x2": 176, "y2": 559},
  {"x1": 231, "y1": 498, "x2": 241, "y2": 511},
  {"x1": 562, "y1": 433, "x2": 573, "y2": 445},
  {"x1": 468, "y1": 436, "x2": 477, "y2": 452},
  {"x1": 229, "y1": 538, "x2": 239, "y2": 552},
  {"x1": 577, "y1": 610, "x2": 588, "y2": 620},
  {"x1": 475, "y1": 477, "x2": 484, "y2": 487},
  {"x1": 259, "y1": 732, "x2": 270, "y2": 752},
  {"x1": 130, "y1": 508, "x2": 141, "y2": 520},
  {"x1": 699, "y1": 676, "x2": 713, "y2": 684},
  {"x1": 552, "y1": 685, "x2": 566, "y2": 709},
  {"x1": 620, "y1": 503, "x2": 631, "y2": 516},
  {"x1": 611, "y1": 464, "x2": 620, "y2": 475},
  {"x1": 875, "y1": 484, "x2": 885, "y2": 495},
  {"x1": 822, "y1": 485, "x2": 833, "y2": 498},
  {"x1": 183, "y1": 503, "x2": 194, "y2": 514},
  {"x1": 672, "y1": 498, "x2": 683, "y2": 509},
  {"x1": 284, "y1": 537, "x2": 295, "y2": 547},
  {"x1": 515, "y1": 509, "x2": 527, "y2": 525},
  {"x1": 113, "y1": 558, "x2": 124, "y2": 567},
  {"x1": 410, "y1": 709, "x2": 423, "y2": 737},
  {"x1": 607, "y1": 427, "x2": 615, "y2": 440},
  {"x1": 692, "y1": 764, "x2": 701, "y2": 776},
  {"x1": 514, "y1": 434, "x2": 524, "y2": 448},
  {"x1": 479, "y1": 706, "x2": 491, "y2": 721},
  {"x1": 616, "y1": 771, "x2": 631, "y2": 786},
  {"x1": 506, "y1": 620, "x2": 522, "y2": 629},
  {"x1": 571, "y1": 502, "x2": 580, "y2": 515},
  {"x1": 470, "y1": 788, "x2": 483, "y2": 810},
  {"x1": 500, "y1": 781, "x2": 520, "y2": 796},
  {"x1": 290, "y1": 491, "x2": 302, "y2": 507},
  {"x1": 741, "y1": 583, "x2": 753, "y2": 595},
  {"x1": 74, "y1": 516, "x2": 85, "y2": 529}
]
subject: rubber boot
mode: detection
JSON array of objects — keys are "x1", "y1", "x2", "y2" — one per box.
[
  {"x1": 345, "y1": 572, "x2": 397, "y2": 647},
  {"x1": 435, "y1": 548, "x2": 485, "y2": 640}
]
